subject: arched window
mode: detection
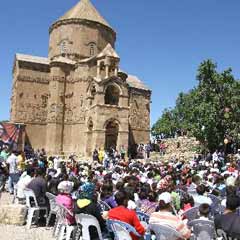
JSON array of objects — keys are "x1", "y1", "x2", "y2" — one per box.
[
  {"x1": 91, "y1": 85, "x2": 96, "y2": 96},
  {"x1": 105, "y1": 85, "x2": 120, "y2": 106},
  {"x1": 89, "y1": 43, "x2": 96, "y2": 56},
  {"x1": 60, "y1": 41, "x2": 67, "y2": 54},
  {"x1": 88, "y1": 120, "x2": 93, "y2": 131}
]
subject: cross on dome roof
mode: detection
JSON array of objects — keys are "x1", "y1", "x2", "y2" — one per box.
[{"x1": 59, "y1": 0, "x2": 112, "y2": 30}]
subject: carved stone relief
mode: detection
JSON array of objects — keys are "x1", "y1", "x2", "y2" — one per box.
[
  {"x1": 129, "y1": 97, "x2": 150, "y2": 130},
  {"x1": 14, "y1": 92, "x2": 49, "y2": 123}
]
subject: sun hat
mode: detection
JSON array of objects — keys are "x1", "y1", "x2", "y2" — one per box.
[
  {"x1": 158, "y1": 192, "x2": 172, "y2": 204},
  {"x1": 58, "y1": 181, "x2": 74, "y2": 194}
]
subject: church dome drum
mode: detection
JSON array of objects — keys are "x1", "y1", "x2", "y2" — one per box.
[{"x1": 48, "y1": 0, "x2": 116, "y2": 61}]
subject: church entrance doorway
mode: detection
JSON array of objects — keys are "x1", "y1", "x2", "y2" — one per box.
[{"x1": 105, "y1": 120, "x2": 119, "y2": 150}]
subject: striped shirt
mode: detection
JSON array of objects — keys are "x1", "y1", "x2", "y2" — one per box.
[{"x1": 149, "y1": 211, "x2": 191, "y2": 239}]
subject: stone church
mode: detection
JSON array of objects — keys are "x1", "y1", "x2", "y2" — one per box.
[{"x1": 10, "y1": 0, "x2": 151, "y2": 156}]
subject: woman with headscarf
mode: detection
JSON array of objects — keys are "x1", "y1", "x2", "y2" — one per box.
[
  {"x1": 56, "y1": 180, "x2": 75, "y2": 224},
  {"x1": 74, "y1": 182, "x2": 107, "y2": 239}
]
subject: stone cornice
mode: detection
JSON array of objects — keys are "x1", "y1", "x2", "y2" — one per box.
[
  {"x1": 129, "y1": 128, "x2": 151, "y2": 132},
  {"x1": 21, "y1": 122, "x2": 48, "y2": 126},
  {"x1": 18, "y1": 61, "x2": 50, "y2": 73},
  {"x1": 16, "y1": 75, "x2": 92, "y2": 84},
  {"x1": 17, "y1": 75, "x2": 50, "y2": 84},
  {"x1": 89, "y1": 104, "x2": 130, "y2": 111},
  {"x1": 130, "y1": 88, "x2": 151, "y2": 98}
]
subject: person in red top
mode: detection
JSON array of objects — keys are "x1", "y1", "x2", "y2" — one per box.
[{"x1": 108, "y1": 191, "x2": 145, "y2": 240}]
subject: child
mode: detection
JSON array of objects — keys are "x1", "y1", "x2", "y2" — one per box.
[{"x1": 199, "y1": 203, "x2": 211, "y2": 220}]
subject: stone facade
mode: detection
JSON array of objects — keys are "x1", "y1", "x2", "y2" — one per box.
[{"x1": 10, "y1": 0, "x2": 151, "y2": 156}]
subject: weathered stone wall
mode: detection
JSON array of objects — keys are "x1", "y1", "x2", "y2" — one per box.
[
  {"x1": 129, "y1": 89, "x2": 151, "y2": 145},
  {"x1": 11, "y1": 67, "x2": 49, "y2": 124},
  {"x1": 49, "y1": 21, "x2": 115, "y2": 60},
  {"x1": 11, "y1": 64, "x2": 50, "y2": 148},
  {"x1": 25, "y1": 124, "x2": 47, "y2": 150},
  {"x1": 152, "y1": 136, "x2": 201, "y2": 162}
]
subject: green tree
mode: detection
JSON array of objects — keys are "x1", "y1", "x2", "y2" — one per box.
[
  {"x1": 152, "y1": 109, "x2": 178, "y2": 138},
  {"x1": 152, "y1": 59, "x2": 240, "y2": 151}
]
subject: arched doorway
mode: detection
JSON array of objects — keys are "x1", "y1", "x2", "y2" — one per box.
[
  {"x1": 104, "y1": 85, "x2": 120, "y2": 106},
  {"x1": 105, "y1": 120, "x2": 119, "y2": 150}
]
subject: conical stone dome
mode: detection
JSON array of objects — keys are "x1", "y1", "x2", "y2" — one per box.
[
  {"x1": 48, "y1": 0, "x2": 116, "y2": 61},
  {"x1": 59, "y1": 0, "x2": 112, "y2": 30}
]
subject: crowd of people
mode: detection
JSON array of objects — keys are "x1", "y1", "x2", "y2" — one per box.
[{"x1": 1, "y1": 143, "x2": 240, "y2": 239}]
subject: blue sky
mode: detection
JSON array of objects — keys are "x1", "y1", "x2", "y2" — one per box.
[{"x1": 1, "y1": 0, "x2": 240, "y2": 125}]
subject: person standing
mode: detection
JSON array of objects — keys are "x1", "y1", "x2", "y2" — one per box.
[
  {"x1": 144, "y1": 143, "x2": 151, "y2": 159},
  {"x1": 6, "y1": 151, "x2": 20, "y2": 194},
  {"x1": 92, "y1": 148, "x2": 99, "y2": 162},
  {"x1": 0, "y1": 160, "x2": 7, "y2": 190},
  {"x1": 212, "y1": 150, "x2": 219, "y2": 164},
  {"x1": 120, "y1": 145, "x2": 126, "y2": 161},
  {"x1": 98, "y1": 148, "x2": 105, "y2": 163},
  {"x1": 0, "y1": 147, "x2": 9, "y2": 161},
  {"x1": 17, "y1": 151, "x2": 26, "y2": 173}
]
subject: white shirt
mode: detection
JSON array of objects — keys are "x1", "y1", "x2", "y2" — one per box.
[
  {"x1": 212, "y1": 152, "x2": 219, "y2": 162},
  {"x1": 16, "y1": 172, "x2": 32, "y2": 198},
  {"x1": 6, "y1": 153, "x2": 18, "y2": 174},
  {"x1": 193, "y1": 195, "x2": 212, "y2": 207},
  {"x1": 53, "y1": 157, "x2": 60, "y2": 170}
]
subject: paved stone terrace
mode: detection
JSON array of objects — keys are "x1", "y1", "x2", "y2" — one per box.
[{"x1": 0, "y1": 192, "x2": 55, "y2": 240}]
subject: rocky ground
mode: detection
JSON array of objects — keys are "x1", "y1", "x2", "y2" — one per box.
[
  {"x1": 151, "y1": 136, "x2": 201, "y2": 162},
  {"x1": 0, "y1": 224, "x2": 55, "y2": 240},
  {"x1": 0, "y1": 192, "x2": 55, "y2": 240}
]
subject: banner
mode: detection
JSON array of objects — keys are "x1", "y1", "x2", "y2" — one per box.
[{"x1": 0, "y1": 122, "x2": 24, "y2": 150}]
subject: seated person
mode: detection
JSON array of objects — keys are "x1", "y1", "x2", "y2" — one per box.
[
  {"x1": 150, "y1": 192, "x2": 191, "y2": 239},
  {"x1": 199, "y1": 203, "x2": 211, "y2": 220},
  {"x1": 180, "y1": 193, "x2": 195, "y2": 212},
  {"x1": 56, "y1": 181, "x2": 75, "y2": 225},
  {"x1": 193, "y1": 185, "x2": 212, "y2": 207},
  {"x1": 187, "y1": 175, "x2": 201, "y2": 195},
  {"x1": 100, "y1": 181, "x2": 117, "y2": 208},
  {"x1": 215, "y1": 196, "x2": 240, "y2": 239},
  {"x1": 74, "y1": 182, "x2": 106, "y2": 240},
  {"x1": 108, "y1": 191, "x2": 145, "y2": 240},
  {"x1": 139, "y1": 191, "x2": 158, "y2": 215},
  {"x1": 27, "y1": 168, "x2": 48, "y2": 207},
  {"x1": 16, "y1": 167, "x2": 35, "y2": 201}
]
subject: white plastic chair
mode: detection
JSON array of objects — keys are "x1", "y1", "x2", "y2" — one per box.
[
  {"x1": 183, "y1": 206, "x2": 199, "y2": 221},
  {"x1": 188, "y1": 219, "x2": 215, "y2": 240},
  {"x1": 56, "y1": 204, "x2": 75, "y2": 240},
  {"x1": 24, "y1": 188, "x2": 48, "y2": 229},
  {"x1": 110, "y1": 222, "x2": 132, "y2": 240},
  {"x1": 149, "y1": 223, "x2": 182, "y2": 240},
  {"x1": 107, "y1": 219, "x2": 146, "y2": 240},
  {"x1": 75, "y1": 213, "x2": 104, "y2": 240},
  {"x1": 216, "y1": 229, "x2": 235, "y2": 240},
  {"x1": 45, "y1": 192, "x2": 58, "y2": 226}
]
